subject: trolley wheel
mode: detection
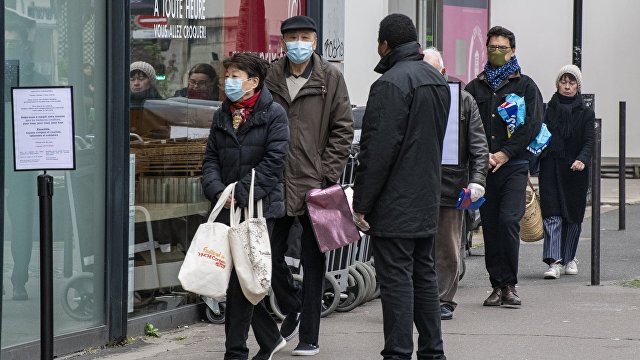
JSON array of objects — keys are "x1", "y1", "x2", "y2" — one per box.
[
  {"x1": 269, "y1": 274, "x2": 303, "y2": 321},
  {"x1": 336, "y1": 266, "x2": 366, "y2": 312},
  {"x1": 269, "y1": 273, "x2": 340, "y2": 319},
  {"x1": 205, "y1": 302, "x2": 226, "y2": 324},
  {"x1": 354, "y1": 262, "x2": 372, "y2": 304},
  {"x1": 356, "y1": 262, "x2": 376, "y2": 303},
  {"x1": 321, "y1": 273, "x2": 340, "y2": 318},
  {"x1": 366, "y1": 262, "x2": 381, "y2": 300},
  {"x1": 61, "y1": 273, "x2": 95, "y2": 321}
]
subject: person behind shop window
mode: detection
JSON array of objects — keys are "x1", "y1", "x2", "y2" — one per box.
[
  {"x1": 352, "y1": 14, "x2": 449, "y2": 359},
  {"x1": 423, "y1": 47, "x2": 489, "y2": 321},
  {"x1": 129, "y1": 61, "x2": 162, "y2": 108},
  {"x1": 4, "y1": 26, "x2": 47, "y2": 301},
  {"x1": 539, "y1": 65, "x2": 593, "y2": 280},
  {"x1": 465, "y1": 26, "x2": 544, "y2": 308},
  {"x1": 264, "y1": 15, "x2": 354, "y2": 357},
  {"x1": 201, "y1": 52, "x2": 290, "y2": 360},
  {"x1": 174, "y1": 63, "x2": 220, "y2": 100}
]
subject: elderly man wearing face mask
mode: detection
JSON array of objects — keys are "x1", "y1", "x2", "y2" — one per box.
[
  {"x1": 265, "y1": 15, "x2": 353, "y2": 356},
  {"x1": 423, "y1": 47, "x2": 489, "y2": 321},
  {"x1": 465, "y1": 26, "x2": 543, "y2": 308}
]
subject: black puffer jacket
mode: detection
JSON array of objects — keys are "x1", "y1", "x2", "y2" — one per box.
[
  {"x1": 353, "y1": 42, "x2": 450, "y2": 238},
  {"x1": 440, "y1": 89, "x2": 489, "y2": 206},
  {"x1": 465, "y1": 71, "x2": 543, "y2": 163},
  {"x1": 201, "y1": 87, "x2": 289, "y2": 219}
]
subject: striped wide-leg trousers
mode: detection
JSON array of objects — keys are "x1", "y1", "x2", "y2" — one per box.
[{"x1": 542, "y1": 215, "x2": 581, "y2": 265}]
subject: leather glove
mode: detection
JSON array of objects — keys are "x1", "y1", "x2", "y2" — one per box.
[
  {"x1": 353, "y1": 212, "x2": 370, "y2": 232},
  {"x1": 467, "y1": 183, "x2": 485, "y2": 202}
]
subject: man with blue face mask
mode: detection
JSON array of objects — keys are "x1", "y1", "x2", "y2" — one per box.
[{"x1": 265, "y1": 15, "x2": 354, "y2": 357}]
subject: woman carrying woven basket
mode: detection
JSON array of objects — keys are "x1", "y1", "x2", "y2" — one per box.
[{"x1": 539, "y1": 65, "x2": 594, "y2": 279}]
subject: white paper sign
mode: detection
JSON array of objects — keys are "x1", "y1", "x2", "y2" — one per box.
[
  {"x1": 442, "y1": 82, "x2": 461, "y2": 165},
  {"x1": 12, "y1": 87, "x2": 75, "y2": 170}
]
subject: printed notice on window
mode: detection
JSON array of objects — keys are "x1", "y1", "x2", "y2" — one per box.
[{"x1": 12, "y1": 87, "x2": 76, "y2": 171}]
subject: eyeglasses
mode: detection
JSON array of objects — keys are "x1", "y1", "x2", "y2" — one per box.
[
  {"x1": 487, "y1": 45, "x2": 511, "y2": 51},
  {"x1": 188, "y1": 79, "x2": 210, "y2": 87}
]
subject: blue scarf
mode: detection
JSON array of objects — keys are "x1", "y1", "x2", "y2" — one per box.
[{"x1": 484, "y1": 56, "x2": 521, "y2": 90}]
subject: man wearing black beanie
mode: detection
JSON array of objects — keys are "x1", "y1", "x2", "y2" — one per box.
[{"x1": 353, "y1": 13, "x2": 449, "y2": 360}]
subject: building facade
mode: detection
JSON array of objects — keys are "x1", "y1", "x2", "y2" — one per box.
[{"x1": 0, "y1": 1, "x2": 488, "y2": 357}]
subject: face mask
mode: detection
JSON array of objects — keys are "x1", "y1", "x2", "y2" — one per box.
[
  {"x1": 224, "y1": 78, "x2": 247, "y2": 102},
  {"x1": 286, "y1": 41, "x2": 314, "y2": 64},
  {"x1": 488, "y1": 49, "x2": 510, "y2": 67}
]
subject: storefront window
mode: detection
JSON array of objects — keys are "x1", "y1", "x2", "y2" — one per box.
[
  {"x1": 2, "y1": 0, "x2": 106, "y2": 347},
  {"x1": 128, "y1": 0, "x2": 305, "y2": 317},
  {"x1": 442, "y1": 0, "x2": 489, "y2": 83}
]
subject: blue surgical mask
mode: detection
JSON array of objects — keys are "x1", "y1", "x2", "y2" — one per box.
[
  {"x1": 286, "y1": 41, "x2": 314, "y2": 64},
  {"x1": 224, "y1": 78, "x2": 246, "y2": 102}
]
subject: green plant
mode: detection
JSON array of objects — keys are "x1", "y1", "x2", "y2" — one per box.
[
  {"x1": 620, "y1": 279, "x2": 640, "y2": 288},
  {"x1": 144, "y1": 322, "x2": 160, "y2": 337},
  {"x1": 174, "y1": 336, "x2": 187, "y2": 341}
]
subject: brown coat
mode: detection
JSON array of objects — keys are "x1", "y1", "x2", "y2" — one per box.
[{"x1": 266, "y1": 53, "x2": 354, "y2": 215}]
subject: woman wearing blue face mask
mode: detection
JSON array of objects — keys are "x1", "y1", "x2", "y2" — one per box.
[{"x1": 201, "y1": 52, "x2": 290, "y2": 360}]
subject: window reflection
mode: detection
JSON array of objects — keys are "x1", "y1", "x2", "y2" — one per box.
[
  {"x1": 3, "y1": 0, "x2": 106, "y2": 347},
  {"x1": 127, "y1": 0, "x2": 305, "y2": 317}
]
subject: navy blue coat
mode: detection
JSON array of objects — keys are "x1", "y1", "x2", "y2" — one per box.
[{"x1": 201, "y1": 87, "x2": 289, "y2": 219}]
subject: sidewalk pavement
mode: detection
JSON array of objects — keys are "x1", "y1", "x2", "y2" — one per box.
[{"x1": 61, "y1": 181, "x2": 640, "y2": 360}]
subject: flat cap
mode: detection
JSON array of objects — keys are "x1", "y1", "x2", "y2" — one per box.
[{"x1": 280, "y1": 15, "x2": 317, "y2": 34}]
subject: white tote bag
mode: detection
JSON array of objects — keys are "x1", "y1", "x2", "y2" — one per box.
[
  {"x1": 228, "y1": 169, "x2": 272, "y2": 305},
  {"x1": 178, "y1": 182, "x2": 237, "y2": 300}
]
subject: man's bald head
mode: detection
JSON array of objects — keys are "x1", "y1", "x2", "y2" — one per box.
[{"x1": 422, "y1": 47, "x2": 445, "y2": 75}]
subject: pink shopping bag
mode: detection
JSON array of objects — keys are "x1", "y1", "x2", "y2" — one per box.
[{"x1": 305, "y1": 184, "x2": 361, "y2": 253}]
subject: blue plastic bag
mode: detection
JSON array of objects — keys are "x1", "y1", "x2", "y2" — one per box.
[
  {"x1": 527, "y1": 123, "x2": 552, "y2": 155},
  {"x1": 497, "y1": 94, "x2": 526, "y2": 137}
]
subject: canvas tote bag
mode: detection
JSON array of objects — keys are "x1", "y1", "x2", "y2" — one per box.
[
  {"x1": 228, "y1": 169, "x2": 272, "y2": 305},
  {"x1": 178, "y1": 182, "x2": 237, "y2": 300}
]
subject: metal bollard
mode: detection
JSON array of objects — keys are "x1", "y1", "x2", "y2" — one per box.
[
  {"x1": 591, "y1": 118, "x2": 601, "y2": 286},
  {"x1": 38, "y1": 173, "x2": 54, "y2": 359},
  {"x1": 619, "y1": 101, "x2": 626, "y2": 230}
]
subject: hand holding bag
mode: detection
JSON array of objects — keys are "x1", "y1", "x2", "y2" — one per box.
[
  {"x1": 520, "y1": 178, "x2": 544, "y2": 242},
  {"x1": 228, "y1": 169, "x2": 272, "y2": 305},
  {"x1": 178, "y1": 182, "x2": 236, "y2": 300},
  {"x1": 306, "y1": 184, "x2": 361, "y2": 253}
]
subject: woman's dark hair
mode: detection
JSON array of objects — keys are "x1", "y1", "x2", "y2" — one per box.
[
  {"x1": 486, "y1": 26, "x2": 516, "y2": 49},
  {"x1": 378, "y1": 13, "x2": 417, "y2": 49},
  {"x1": 222, "y1": 53, "x2": 269, "y2": 89},
  {"x1": 188, "y1": 63, "x2": 217, "y2": 82}
]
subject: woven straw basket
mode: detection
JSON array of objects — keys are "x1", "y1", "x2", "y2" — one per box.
[{"x1": 520, "y1": 180, "x2": 544, "y2": 242}]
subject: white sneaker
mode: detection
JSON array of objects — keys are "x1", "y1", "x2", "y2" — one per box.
[
  {"x1": 544, "y1": 263, "x2": 562, "y2": 279},
  {"x1": 565, "y1": 259, "x2": 579, "y2": 275}
]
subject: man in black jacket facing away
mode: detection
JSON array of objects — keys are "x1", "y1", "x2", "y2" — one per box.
[
  {"x1": 465, "y1": 26, "x2": 543, "y2": 307},
  {"x1": 353, "y1": 14, "x2": 449, "y2": 360}
]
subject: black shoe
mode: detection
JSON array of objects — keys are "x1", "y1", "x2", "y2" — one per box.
[
  {"x1": 291, "y1": 342, "x2": 319, "y2": 356},
  {"x1": 12, "y1": 285, "x2": 28, "y2": 301},
  {"x1": 501, "y1": 285, "x2": 521, "y2": 307},
  {"x1": 252, "y1": 337, "x2": 286, "y2": 360},
  {"x1": 483, "y1": 287, "x2": 502, "y2": 306},
  {"x1": 440, "y1": 304, "x2": 454, "y2": 320},
  {"x1": 280, "y1": 312, "x2": 301, "y2": 341}
]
